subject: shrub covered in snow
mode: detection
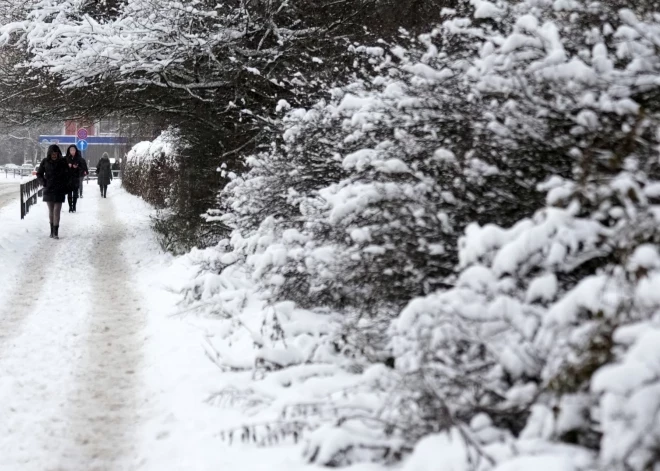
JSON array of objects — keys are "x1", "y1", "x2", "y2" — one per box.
[
  {"x1": 123, "y1": 129, "x2": 229, "y2": 254},
  {"x1": 218, "y1": 27, "x2": 573, "y2": 322},
  {"x1": 123, "y1": 129, "x2": 180, "y2": 209}
]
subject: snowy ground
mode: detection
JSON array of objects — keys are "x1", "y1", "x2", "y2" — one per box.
[
  {"x1": 0, "y1": 182, "x2": 319, "y2": 470},
  {"x1": 0, "y1": 178, "x2": 21, "y2": 211}
]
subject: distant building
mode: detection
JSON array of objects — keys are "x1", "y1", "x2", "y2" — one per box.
[{"x1": 39, "y1": 117, "x2": 131, "y2": 169}]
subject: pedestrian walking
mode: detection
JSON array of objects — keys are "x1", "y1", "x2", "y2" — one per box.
[
  {"x1": 65, "y1": 145, "x2": 86, "y2": 213},
  {"x1": 78, "y1": 155, "x2": 88, "y2": 198},
  {"x1": 97, "y1": 153, "x2": 112, "y2": 198},
  {"x1": 111, "y1": 159, "x2": 120, "y2": 180},
  {"x1": 36, "y1": 144, "x2": 69, "y2": 239}
]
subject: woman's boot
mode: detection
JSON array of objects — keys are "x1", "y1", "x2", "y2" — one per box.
[
  {"x1": 53, "y1": 226, "x2": 59, "y2": 240},
  {"x1": 49, "y1": 223, "x2": 53, "y2": 238}
]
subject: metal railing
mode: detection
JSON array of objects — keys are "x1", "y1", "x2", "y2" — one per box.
[
  {"x1": 20, "y1": 177, "x2": 42, "y2": 219},
  {"x1": 83, "y1": 169, "x2": 121, "y2": 181},
  {"x1": 3, "y1": 167, "x2": 35, "y2": 178}
]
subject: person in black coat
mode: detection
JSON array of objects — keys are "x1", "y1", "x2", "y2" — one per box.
[
  {"x1": 77, "y1": 151, "x2": 88, "y2": 198},
  {"x1": 36, "y1": 144, "x2": 69, "y2": 239},
  {"x1": 65, "y1": 145, "x2": 86, "y2": 213},
  {"x1": 97, "y1": 153, "x2": 113, "y2": 198}
]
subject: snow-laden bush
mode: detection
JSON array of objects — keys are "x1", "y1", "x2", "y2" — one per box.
[
  {"x1": 123, "y1": 128, "x2": 227, "y2": 253},
  {"x1": 218, "y1": 25, "x2": 573, "y2": 323},
  {"x1": 172, "y1": 0, "x2": 660, "y2": 469},
  {"x1": 389, "y1": 166, "x2": 660, "y2": 469},
  {"x1": 385, "y1": 1, "x2": 660, "y2": 468},
  {"x1": 123, "y1": 129, "x2": 180, "y2": 209}
]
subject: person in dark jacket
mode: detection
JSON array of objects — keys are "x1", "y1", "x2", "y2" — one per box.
[
  {"x1": 97, "y1": 153, "x2": 112, "y2": 198},
  {"x1": 37, "y1": 144, "x2": 69, "y2": 239},
  {"x1": 77, "y1": 153, "x2": 88, "y2": 198},
  {"x1": 65, "y1": 145, "x2": 86, "y2": 213}
]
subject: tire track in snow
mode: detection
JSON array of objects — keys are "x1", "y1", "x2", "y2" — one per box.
[
  {"x1": 0, "y1": 237, "x2": 63, "y2": 353},
  {"x1": 58, "y1": 192, "x2": 146, "y2": 470}
]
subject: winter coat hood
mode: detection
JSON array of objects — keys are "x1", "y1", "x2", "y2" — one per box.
[
  {"x1": 65, "y1": 145, "x2": 82, "y2": 160},
  {"x1": 46, "y1": 144, "x2": 63, "y2": 159}
]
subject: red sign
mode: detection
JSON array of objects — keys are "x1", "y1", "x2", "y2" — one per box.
[{"x1": 77, "y1": 128, "x2": 88, "y2": 140}]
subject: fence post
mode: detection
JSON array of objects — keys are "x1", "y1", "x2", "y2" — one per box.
[
  {"x1": 20, "y1": 177, "x2": 41, "y2": 220},
  {"x1": 20, "y1": 180, "x2": 24, "y2": 219}
]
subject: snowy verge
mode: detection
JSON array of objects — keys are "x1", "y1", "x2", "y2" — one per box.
[
  {"x1": 0, "y1": 191, "x2": 48, "y2": 308},
  {"x1": 112, "y1": 187, "x2": 322, "y2": 470},
  {"x1": 111, "y1": 0, "x2": 660, "y2": 469}
]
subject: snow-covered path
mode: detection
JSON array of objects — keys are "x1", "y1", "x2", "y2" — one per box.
[
  {"x1": 62, "y1": 192, "x2": 145, "y2": 469},
  {"x1": 0, "y1": 184, "x2": 145, "y2": 470},
  {"x1": 0, "y1": 183, "x2": 314, "y2": 471}
]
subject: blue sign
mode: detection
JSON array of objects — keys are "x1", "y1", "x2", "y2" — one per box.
[
  {"x1": 77, "y1": 139, "x2": 88, "y2": 151},
  {"x1": 39, "y1": 135, "x2": 128, "y2": 145},
  {"x1": 40, "y1": 136, "x2": 75, "y2": 146}
]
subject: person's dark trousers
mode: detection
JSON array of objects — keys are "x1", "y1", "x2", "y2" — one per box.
[
  {"x1": 101, "y1": 185, "x2": 108, "y2": 198},
  {"x1": 46, "y1": 202, "x2": 62, "y2": 239},
  {"x1": 67, "y1": 191, "x2": 78, "y2": 212}
]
